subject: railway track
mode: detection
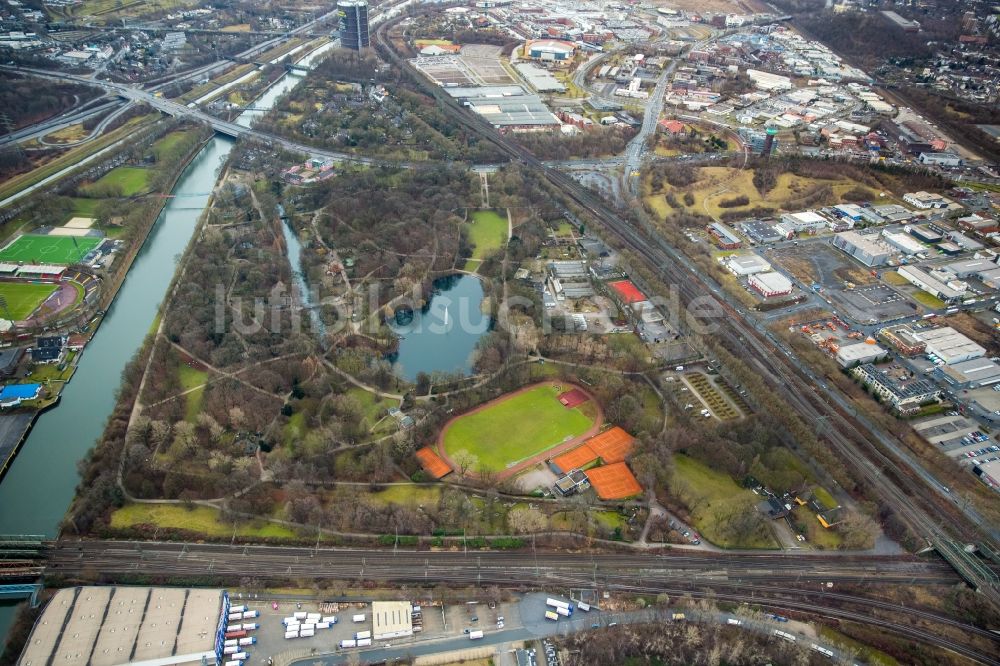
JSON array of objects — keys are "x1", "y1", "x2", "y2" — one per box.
[
  {"x1": 46, "y1": 541, "x2": 1000, "y2": 665},
  {"x1": 372, "y1": 12, "x2": 1000, "y2": 608}
]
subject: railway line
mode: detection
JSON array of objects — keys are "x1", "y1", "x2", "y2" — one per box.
[
  {"x1": 45, "y1": 540, "x2": 1000, "y2": 665},
  {"x1": 369, "y1": 11, "x2": 1000, "y2": 608}
]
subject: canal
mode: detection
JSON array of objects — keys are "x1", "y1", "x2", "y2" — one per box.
[{"x1": 0, "y1": 38, "x2": 342, "y2": 646}]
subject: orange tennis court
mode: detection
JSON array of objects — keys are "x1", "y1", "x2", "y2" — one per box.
[
  {"x1": 585, "y1": 426, "x2": 635, "y2": 464},
  {"x1": 416, "y1": 446, "x2": 452, "y2": 479},
  {"x1": 586, "y1": 462, "x2": 642, "y2": 500}
]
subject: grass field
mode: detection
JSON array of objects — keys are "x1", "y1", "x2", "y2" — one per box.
[
  {"x1": 671, "y1": 454, "x2": 779, "y2": 549},
  {"x1": 69, "y1": 197, "x2": 101, "y2": 218},
  {"x1": 912, "y1": 290, "x2": 946, "y2": 309},
  {"x1": 110, "y1": 503, "x2": 297, "y2": 539},
  {"x1": 0, "y1": 234, "x2": 101, "y2": 264},
  {"x1": 83, "y1": 166, "x2": 151, "y2": 197},
  {"x1": 644, "y1": 167, "x2": 879, "y2": 220},
  {"x1": 442, "y1": 383, "x2": 596, "y2": 472},
  {"x1": 466, "y1": 209, "x2": 508, "y2": 261},
  {"x1": 0, "y1": 282, "x2": 58, "y2": 319},
  {"x1": 151, "y1": 130, "x2": 195, "y2": 161},
  {"x1": 178, "y1": 363, "x2": 208, "y2": 422}
]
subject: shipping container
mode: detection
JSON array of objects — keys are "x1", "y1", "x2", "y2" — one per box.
[
  {"x1": 556, "y1": 606, "x2": 570, "y2": 617},
  {"x1": 225, "y1": 624, "x2": 241, "y2": 633},
  {"x1": 352, "y1": 614, "x2": 366, "y2": 623},
  {"x1": 300, "y1": 629, "x2": 315, "y2": 638},
  {"x1": 241, "y1": 623, "x2": 258, "y2": 631},
  {"x1": 469, "y1": 630, "x2": 484, "y2": 640},
  {"x1": 238, "y1": 638, "x2": 256, "y2": 646},
  {"x1": 242, "y1": 610, "x2": 259, "y2": 619},
  {"x1": 228, "y1": 613, "x2": 243, "y2": 622},
  {"x1": 224, "y1": 631, "x2": 247, "y2": 640},
  {"x1": 306, "y1": 613, "x2": 321, "y2": 621},
  {"x1": 321, "y1": 616, "x2": 338, "y2": 624},
  {"x1": 339, "y1": 640, "x2": 357, "y2": 649},
  {"x1": 224, "y1": 640, "x2": 238, "y2": 647},
  {"x1": 231, "y1": 653, "x2": 248, "y2": 661},
  {"x1": 294, "y1": 612, "x2": 308, "y2": 620},
  {"x1": 223, "y1": 646, "x2": 239, "y2": 655},
  {"x1": 282, "y1": 617, "x2": 299, "y2": 625},
  {"x1": 544, "y1": 611, "x2": 559, "y2": 621},
  {"x1": 357, "y1": 639, "x2": 372, "y2": 647},
  {"x1": 316, "y1": 622, "x2": 330, "y2": 629},
  {"x1": 284, "y1": 631, "x2": 299, "y2": 640},
  {"x1": 230, "y1": 605, "x2": 248, "y2": 614},
  {"x1": 354, "y1": 631, "x2": 371, "y2": 640}
]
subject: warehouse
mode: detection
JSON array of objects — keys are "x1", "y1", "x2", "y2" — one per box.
[
  {"x1": 896, "y1": 266, "x2": 966, "y2": 302},
  {"x1": 372, "y1": 601, "x2": 413, "y2": 640},
  {"x1": 939, "y1": 358, "x2": 1000, "y2": 388},
  {"x1": 835, "y1": 342, "x2": 888, "y2": 368},
  {"x1": 873, "y1": 204, "x2": 915, "y2": 223},
  {"x1": 707, "y1": 222, "x2": 742, "y2": 249},
  {"x1": 515, "y1": 62, "x2": 566, "y2": 92},
  {"x1": 739, "y1": 219, "x2": 785, "y2": 244},
  {"x1": 942, "y1": 259, "x2": 995, "y2": 279},
  {"x1": 915, "y1": 326, "x2": 986, "y2": 365},
  {"x1": 19, "y1": 587, "x2": 226, "y2": 666},
  {"x1": 725, "y1": 253, "x2": 771, "y2": 276},
  {"x1": 749, "y1": 271, "x2": 793, "y2": 298},
  {"x1": 832, "y1": 230, "x2": 895, "y2": 267},
  {"x1": 918, "y1": 152, "x2": 962, "y2": 167},
  {"x1": 882, "y1": 231, "x2": 925, "y2": 256},
  {"x1": 781, "y1": 210, "x2": 829, "y2": 234},
  {"x1": 746, "y1": 69, "x2": 792, "y2": 91},
  {"x1": 906, "y1": 224, "x2": 943, "y2": 243},
  {"x1": 879, "y1": 325, "x2": 926, "y2": 356},
  {"x1": 974, "y1": 460, "x2": 1000, "y2": 492}
]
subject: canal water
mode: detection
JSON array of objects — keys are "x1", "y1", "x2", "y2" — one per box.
[
  {"x1": 0, "y1": 41, "x2": 337, "y2": 643},
  {"x1": 387, "y1": 274, "x2": 490, "y2": 382}
]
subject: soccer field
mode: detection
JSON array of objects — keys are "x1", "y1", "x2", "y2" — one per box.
[
  {"x1": 441, "y1": 383, "x2": 596, "y2": 472},
  {"x1": 0, "y1": 282, "x2": 58, "y2": 320},
  {"x1": 0, "y1": 234, "x2": 101, "y2": 264}
]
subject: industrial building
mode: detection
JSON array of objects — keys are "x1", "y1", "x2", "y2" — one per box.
[
  {"x1": 896, "y1": 265, "x2": 967, "y2": 303},
  {"x1": 832, "y1": 230, "x2": 895, "y2": 267},
  {"x1": 907, "y1": 224, "x2": 943, "y2": 243},
  {"x1": 749, "y1": 271, "x2": 793, "y2": 298},
  {"x1": 915, "y1": 327, "x2": 986, "y2": 365},
  {"x1": 372, "y1": 601, "x2": 414, "y2": 640},
  {"x1": 725, "y1": 253, "x2": 771, "y2": 276},
  {"x1": 739, "y1": 219, "x2": 786, "y2": 244},
  {"x1": 515, "y1": 62, "x2": 565, "y2": 92},
  {"x1": 781, "y1": 211, "x2": 828, "y2": 234},
  {"x1": 942, "y1": 259, "x2": 996, "y2": 279},
  {"x1": 918, "y1": 152, "x2": 962, "y2": 167},
  {"x1": 444, "y1": 86, "x2": 559, "y2": 130},
  {"x1": 707, "y1": 222, "x2": 742, "y2": 249},
  {"x1": 852, "y1": 363, "x2": 940, "y2": 413},
  {"x1": 746, "y1": 69, "x2": 792, "y2": 91},
  {"x1": 337, "y1": 0, "x2": 370, "y2": 51},
  {"x1": 974, "y1": 460, "x2": 1000, "y2": 492},
  {"x1": 903, "y1": 191, "x2": 953, "y2": 210},
  {"x1": 938, "y1": 358, "x2": 1000, "y2": 388},
  {"x1": 835, "y1": 342, "x2": 888, "y2": 368},
  {"x1": 19, "y1": 587, "x2": 226, "y2": 666},
  {"x1": 882, "y1": 231, "x2": 925, "y2": 256}
]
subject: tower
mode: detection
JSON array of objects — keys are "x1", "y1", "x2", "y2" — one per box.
[
  {"x1": 761, "y1": 127, "x2": 778, "y2": 158},
  {"x1": 337, "y1": 0, "x2": 370, "y2": 51}
]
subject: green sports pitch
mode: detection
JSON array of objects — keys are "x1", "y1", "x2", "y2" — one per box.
[
  {"x1": 0, "y1": 282, "x2": 58, "y2": 320},
  {"x1": 0, "y1": 235, "x2": 100, "y2": 265},
  {"x1": 441, "y1": 383, "x2": 596, "y2": 472}
]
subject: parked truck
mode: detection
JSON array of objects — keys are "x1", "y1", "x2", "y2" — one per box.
[
  {"x1": 238, "y1": 638, "x2": 256, "y2": 646},
  {"x1": 469, "y1": 630, "x2": 484, "y2": 640},
  {"x1": 544, "y1": 611, "x2": 559, "y2": 621},
  {"x1": 545, "y1": 598, "x2": 573, "y2": 615}
]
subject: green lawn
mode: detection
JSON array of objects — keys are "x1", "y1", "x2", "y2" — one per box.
[
  {"x1": 178, "y1": 363, "x2": 208, "y2": 422},
  {"x1": 671, "y1": 454, "x2": 779, "y2": 549},
  {"x1": 83, "y1": 166, "x2": 151, "y2": 196},
  {"x1": 0, "y1": 282, "x2": 58, "y2": 319},
  {"x1": 466, "y1": 209, "x2": 508, "y2": 261},
  {"x1": 0, "y1": 234, "x2": 101, "y2": 264},
  {"x1": 68, "y1": 197, "x2": 101, "y2": 218},
  {"x1": 442, "y1": 383, "x2": 595, "y2": 472},
  {"x1": 369, "y1": 485, "x2": 442, "y2": 507},
  {"x1": 346, "y1": 387, "x2": 398, "y2": 433},
  {"x1": 151, "y1": 130, "x2": 195, "y2": 161},
  {"x1": 110, "y1": 503, "x2": 298, "y2": 539},
  {"x1": 912, "y1": 290, "x2": 946, "y2": 309}
]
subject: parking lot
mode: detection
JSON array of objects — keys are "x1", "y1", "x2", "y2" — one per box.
[{"x1": 829, "y1": 284, "x2": 918, "y2": 323}]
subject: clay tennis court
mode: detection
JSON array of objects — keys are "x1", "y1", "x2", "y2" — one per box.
[
  {"x1": 586, "y1": 462, "x2": 643, "y2": 500},
  {"x1": 415, "y1": 446, "x2": 452, "y2": 479},
  {"x1": 550, "y1": 426, "x2": 635, "y2": 474}
]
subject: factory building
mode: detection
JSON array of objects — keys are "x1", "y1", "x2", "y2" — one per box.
[
  {"x1": 746, "y1": 69, "x2": 793, "y2": 91},
  {"x1": 881, "y1": 230, "x2": 926, "y2": 256},
  {"x1": 835, "y1": 342, "x2": 889, "y2": 368},
  {"x1": 896, "y1": 266, "x2": 967, "y2": 303},
  {"x1": 707, "y1": 222, "x2": 742, "y2": 250},
  {"x1": 780, "y1": 210, "x2": 829, "y2": 234},
  {"x1": 879, "y1": 325, "x2": 926, "y2": 356},
  {"x1": 749, "y1": 271, "x2": 793, "y2": 298},
  {"x1": 831, "y1": 230, "x2": 895, "y2": 267},
  {"x1": 918, "y1": 152, "x2": 962, "y2": 167},
  {"x1": 914, "y1": 327, "x2": 986, "y2": 365},
  {"x1": 906, "y1": 224, "x2": 943, "y2": 243},
  {"x1": 725, "y1": 253, "x2": 771, "y2": 276},
  {"x1": 939, "y1": 359, "x2": 1000, "y2": 389}
]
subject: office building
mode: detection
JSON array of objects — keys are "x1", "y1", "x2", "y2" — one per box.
[{"x1": 338, "y1": 0, "x2": 369, "y2": 50}]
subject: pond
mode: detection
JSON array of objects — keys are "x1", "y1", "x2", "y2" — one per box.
[{"x1": 386, "y1": 274, "x2": 491, "y2": 382}]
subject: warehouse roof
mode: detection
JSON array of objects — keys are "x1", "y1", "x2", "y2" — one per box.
[
  {"x1": 372, "y1": 601, "x2": 413, "y2": 640},
  {"x1": 915, "y1": 327, "x2": 985, "y2": 363}
]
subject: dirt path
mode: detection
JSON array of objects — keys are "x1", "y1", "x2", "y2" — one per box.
[{"x1": 433, "y1": 381, "x2": 605, "y2": 481}]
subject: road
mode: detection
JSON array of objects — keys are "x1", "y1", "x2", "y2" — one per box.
[{"x1": 0, "y1": 99, "x2": 121, "y2": 147}]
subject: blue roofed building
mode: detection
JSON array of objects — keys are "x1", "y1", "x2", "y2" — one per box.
[{"x1": 0, "y1": 383, "x2": 41, "y2": 408}]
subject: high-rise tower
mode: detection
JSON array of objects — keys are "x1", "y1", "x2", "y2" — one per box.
[{"x1": 338, "y1": 0, "x2": 370, "y2": 51}]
